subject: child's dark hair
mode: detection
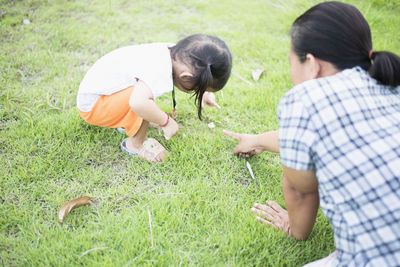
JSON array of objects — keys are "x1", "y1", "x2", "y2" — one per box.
[
  {"x1": 290, "y1": 1, "x2": 400, "y2": 87},
  {"x1": 170, "y1": 34, "x2": 232, "y2": 119}
]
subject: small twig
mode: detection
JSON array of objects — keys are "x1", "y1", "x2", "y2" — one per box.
[
  {"x1": 79, "y1": 247, "x2": 109, "y2": 260},
  {"x1": 156, "y1": 193, "x2": 184, "y2": 196},
  {"x1": 46, "y1": 93, "x2": 62, "y2": 111},
  {"x1": 34, "y1": 228, "x2": 41, "y2": 247},
  {"x1": 62, "y1": 97, "x2": 66, "y2": 112},
  {"x1": 246, "y1": 161, "x2": 255, "y2": 179},
  {"x1": 147, "y1": 207, "x2": 154, "y2": 248},
  {"x1": 124, "y1": 250, "x2": 147, "y2": 267},
  {"x1": 233, "y1": 72, "x2": 254, "y2": 86},
  {"x1": 269, "y1": 2, "x2": 285, "y2": 9}
]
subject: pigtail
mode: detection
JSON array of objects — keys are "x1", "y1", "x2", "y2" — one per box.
[
  {"x1": 369, "y1": 51, "x2": 400, "y2": 87},
  {"x1": 189, "y1": 52, "x2": 215, "y2": 120},
  {"x1": 196, "y1": 63, "x2": 214, "y2": 119}
]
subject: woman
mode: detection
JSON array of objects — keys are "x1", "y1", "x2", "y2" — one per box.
[{"x1": 224, "y1": 2, "x2": 400, "y2": 266}]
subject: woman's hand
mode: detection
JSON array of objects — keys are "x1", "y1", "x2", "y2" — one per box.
[
  {"x1": 202, "y1": 92, "x2": 221, "y2": 110},
  {"x1": 251, "y1": 200, "x2": 291, "y2": 235},
  {"x1": 162, "y1": 117, "x2": 179, "y2": 140},
  {"x1": 223, "y1": 130, "x2": 264, "y2": 157}
]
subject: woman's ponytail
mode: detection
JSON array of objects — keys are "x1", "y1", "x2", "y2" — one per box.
[{"x1": 369, "y1": 51, "x2": 400, "y2": 87}]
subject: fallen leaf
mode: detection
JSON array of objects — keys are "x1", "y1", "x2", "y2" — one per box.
[
  {"x1": 252, "y1": 69, "x2": 264, "y2": 81},
  {"x1": 58, "y1": 196, "x2": 93, "y2": 224}
]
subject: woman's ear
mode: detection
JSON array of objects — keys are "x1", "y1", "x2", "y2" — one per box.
[
  {"x1": 306, "y1": 53, "x2": 340, "y2": 79},
  {"x1": 305, "y1": 53, "x2": 321, "y2": 80}
]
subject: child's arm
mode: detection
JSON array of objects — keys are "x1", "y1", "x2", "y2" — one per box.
[
  {"x1": 202, "y1": 92, "x2": 221, "y2": 109},
  {"x1": 223, "y1": 130, "x2": 279, "y2": 156},
  {"x1": 129, "y1": 80, "x2": 178, "y2": 140}
]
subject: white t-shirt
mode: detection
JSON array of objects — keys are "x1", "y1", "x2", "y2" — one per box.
[{"x1": 77, "y1": 43, "x2": 174, "y2": 112}]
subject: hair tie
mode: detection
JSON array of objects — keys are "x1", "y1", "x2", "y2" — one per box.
[{"x1": 369, "y1": 50, "x2": 374, "y2": 60}]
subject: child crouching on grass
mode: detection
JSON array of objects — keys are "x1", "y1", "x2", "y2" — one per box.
[{"x1": 77, "y1": 34, "x2": 232, "y2": 163}]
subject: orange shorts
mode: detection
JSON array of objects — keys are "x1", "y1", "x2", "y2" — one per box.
[{"x1": 78, "y1": 86, "x2": 143, "y2": 137}]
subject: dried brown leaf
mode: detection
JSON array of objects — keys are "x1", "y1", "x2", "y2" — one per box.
[{"x1": 58, "y1": 196, "x2": 93, "y2": 224}]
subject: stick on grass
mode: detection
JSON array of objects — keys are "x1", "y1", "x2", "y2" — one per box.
[
  {"x1": 147, "y1": 207, "x2": 154, "y2": 248},
  {"x1": 79, "y1": 247, "x2": 109, "y2": 260}
]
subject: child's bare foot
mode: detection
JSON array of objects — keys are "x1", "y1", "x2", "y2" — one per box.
[{"x1": 122, "y1": 137, "x2": 168, "y2": 162}]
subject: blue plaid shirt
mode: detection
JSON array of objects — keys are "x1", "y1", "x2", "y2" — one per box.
[{"x1": 278, "y1": 67, "x2": 400, "y2": 266}]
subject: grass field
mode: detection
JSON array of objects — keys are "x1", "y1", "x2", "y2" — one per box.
[{"x1": 1, "y1": 0, "x2": 399, "y2": 265}]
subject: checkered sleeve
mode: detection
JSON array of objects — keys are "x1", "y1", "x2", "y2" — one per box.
[{"x1": 277, "y1": 90, "x2": 317, "y2": 170}]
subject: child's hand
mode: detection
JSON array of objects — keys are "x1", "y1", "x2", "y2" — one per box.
[
  {"x1": 202, "y1": 92, "x2": 221, "y2": 110},
  {"x1": 162, "y1": 117, "x2": 179, "y2": 140},
  {"x1": 223, "y1": 130, "x2": 264, "y2": 157}
]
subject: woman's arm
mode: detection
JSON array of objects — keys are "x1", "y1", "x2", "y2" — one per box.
[
  {"x1": 252, "y1": 167, "x2": 319, "y2": 240},
  {"x1": 225, "y1": 128, "x2": 319, "y2": 239},
  {"x1": 282, "y1": 167, "x2": 319, "y2": 240},
  {"x1": 223, "y1": 130, "x2": 279, "y2": 155},
  {"x1": 257, "y1": 131, "x2": 279, "y2": 153}
]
